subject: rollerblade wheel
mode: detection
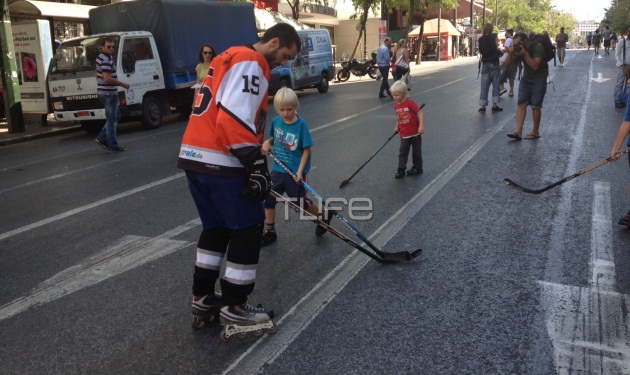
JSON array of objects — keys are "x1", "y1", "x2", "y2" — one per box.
[
  {"x1": 192, "y1": 316, "x2": 202, "y2": 330},
  {"x1": 220, "y1": 329, "x2": 232, "y2": 342}
]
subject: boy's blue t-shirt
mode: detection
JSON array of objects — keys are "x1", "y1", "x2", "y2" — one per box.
[{"x1": 269, "y1": 115, "x2": 313, "y2": 174}]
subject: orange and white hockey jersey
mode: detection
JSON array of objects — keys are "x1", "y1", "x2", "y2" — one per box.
[{"x1": 178, "y1": 45, "x2": 269, "y2": 177}]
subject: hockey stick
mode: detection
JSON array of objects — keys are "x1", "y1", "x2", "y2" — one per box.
[
  {"x1": 270, "y1": 191, "x2": 402, "y2": 263},
  {"x1": 268, "y1": 152, "x2": 422, "y2": 262},
  {"x1": 503, "y1": 147, "x2": 630, "y2": 194},
  {"x1": 339, "y1": 103, "x2": 425, "y2": 189}
]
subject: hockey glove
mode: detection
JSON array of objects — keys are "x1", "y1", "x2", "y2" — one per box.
[{"x1": 242, "y1": 155, "x2": 271, "y2": 201}]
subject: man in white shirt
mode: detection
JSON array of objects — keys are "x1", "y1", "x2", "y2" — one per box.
[{"x1": 499, "y1": 29, "x2": 516, "y2": 96}]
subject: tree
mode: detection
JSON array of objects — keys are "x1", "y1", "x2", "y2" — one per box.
[{"x1": 286, "y1": 0, "x2": 301, "y2": 20}]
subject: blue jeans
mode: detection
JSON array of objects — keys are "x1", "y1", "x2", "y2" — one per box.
[
  {"x1": 479, "y1": 61, "x2": 501, "y2": 106},
  {"x1": 97, "y1": 94, "x2": 121, "y2": 148},
  {"x1": 614, "y1": 65, "x2": 628, "y2": 104}
]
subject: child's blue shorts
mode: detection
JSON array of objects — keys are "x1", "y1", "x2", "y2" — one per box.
[{"x1": 264, "y1": 171, "x2": 313, "y2": 209}]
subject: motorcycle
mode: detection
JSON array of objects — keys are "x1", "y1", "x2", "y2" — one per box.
[{"x1": 336, "y1": 58, "x2": 378, "y2": 82}]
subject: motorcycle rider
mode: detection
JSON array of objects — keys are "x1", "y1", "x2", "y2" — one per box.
[{"x1": 377, "y1": 37, "x2": 393, "y2": 99}]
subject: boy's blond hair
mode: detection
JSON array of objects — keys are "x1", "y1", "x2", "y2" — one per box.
[
  {"x1": 390, "y1": 80, "x2": 408, "y2": 96},
  {"x1": 273, "y1": 87, "x2": 299, "y2": 113}
]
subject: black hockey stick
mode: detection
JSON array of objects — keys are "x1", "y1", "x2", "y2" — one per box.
[
  {"x1": 268, "y1": 152, "x2": 422, "y2": 262},
  {"x1": 339, "y1": 103, "x2": 425, "y2": 189},
  {"x1": 503, "y1": 147, "x2": 630, "y2": 194},
  {"x1": 270, "y1": 191, "x2": 402, "y2": 263}
]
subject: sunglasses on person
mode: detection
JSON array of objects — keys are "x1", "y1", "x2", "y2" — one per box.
[
  {"x1": 202, "y1": 51, "x2": 214, "y2": 55},
  {"x1": 105, "y1": 45, "x2": 115, "y2": 49}
]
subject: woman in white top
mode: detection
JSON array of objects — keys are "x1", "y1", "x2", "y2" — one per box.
[{"x1": 394, "y1": 39, "x2": 410, "y2": 81}]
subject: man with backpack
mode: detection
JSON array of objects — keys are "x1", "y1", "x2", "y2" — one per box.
[{"x1": 506, "y1": 32, "x2": 550, "y2": 140}]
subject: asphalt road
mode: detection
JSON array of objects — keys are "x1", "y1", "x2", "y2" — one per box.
[{"x1": 1, "y1": 50, "x2": 630, "y2": 375}]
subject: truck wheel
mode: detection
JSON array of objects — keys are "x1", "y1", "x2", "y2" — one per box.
[
  {"x1": 80, "y1": 120, "x2": 105, "y2": 135},
  {"x1": 317, "y1": 73, "x2": 329, "y2": 93},
  {"x1": 279, "y1": 76, "x2": 291, "y2": 89},
  {"x1": 141, "y1": 96, "x2": 163, "y2": 130},
  {"x1": 368, "y1": 66, "x2": 378, "y2": 79},
  {"x1": 337, "y1": 69, "x2": 350, "y2": 82}
]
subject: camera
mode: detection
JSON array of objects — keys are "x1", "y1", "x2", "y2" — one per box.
[{"x1": 513, "y1": 44, "x2": 523, "y2": 53}]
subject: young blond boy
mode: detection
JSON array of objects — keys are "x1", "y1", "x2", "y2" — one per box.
[
  {"x1": 260, "y1": 88, "x2": 333, "y2": 246},
  {"x1": 391, "y1": 81, "x2": 424, "y2": 178}
]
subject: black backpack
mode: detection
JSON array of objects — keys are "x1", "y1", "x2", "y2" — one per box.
[{"x1": 528, "y1": 33, "x2": 556, "y2": 65}]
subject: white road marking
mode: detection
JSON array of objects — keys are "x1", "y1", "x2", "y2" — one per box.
[
  {"x1": 0, "y1": 173, "x2": 184, "y2": 242},
  {"x1": 0, "y1": 219, "x2": 198, "y2": 321},
  {"x1": 0, "y1": 159, "x2": 125, "y2": 194},
  {"x1": 539, "y1": 182, "x2": 630, "y2": 375},
  {"x1": 222, "y1": 104, "x2": 516, "y2": 375}
]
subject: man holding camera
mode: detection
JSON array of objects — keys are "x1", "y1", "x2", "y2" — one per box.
[{"x1": 506, "y1": 32, "x2": 549, "y2": 140}]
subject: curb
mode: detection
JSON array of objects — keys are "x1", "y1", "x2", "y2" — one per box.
[{"x1": 0, "y1": 124, "x2": 83, "y2": 147}]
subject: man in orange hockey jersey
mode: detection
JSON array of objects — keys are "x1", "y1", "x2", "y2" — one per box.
[{"x1": 179, "y1": 23, "x2": 300, "y2": 334}]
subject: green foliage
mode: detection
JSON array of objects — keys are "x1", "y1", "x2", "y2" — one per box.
[
  {"x1": 603, "y1": 0, "x2": 630, "y2": 33},
  {"x1": 496, "y1": 0, "x2": 576, "y2": 36}
]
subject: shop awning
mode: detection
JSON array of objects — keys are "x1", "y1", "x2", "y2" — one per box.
[
  {"x1": 254, "y1": 8, "x2": 311, "y2": 31},
  {"x1": 408, "y1": 18, "x2": 461, "y2": 37},
  {"x1": 8, "y1": 0, "x2": 94, "y2": 23}
]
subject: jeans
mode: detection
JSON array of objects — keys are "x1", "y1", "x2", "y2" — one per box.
[
  {"x1": 479, "y1": 61, "x2": 501, "y2": 106},
  {"x1": 97, "y1": 94, "x2": 121, "y2": 148},
  {"x1": 378, "y1": 66, "x2": 390, "y2": 95},
  {"x1": 614, "y1": 65, "x2": 628, "y2": 104},
  {"x1": 517, "y1": 77, "x2": 547, "y2": 108}
]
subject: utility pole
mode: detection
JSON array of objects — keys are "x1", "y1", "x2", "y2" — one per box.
[
  {"x1": 469, "y1": 0, "x2": 473, "y2": 56},
  {"x1": 0, "y1": 0, "x2": 24, "y2": 133},
  {"x1": 437, "y1": 5, "x2": 441, "y2": 62},
  {"x1": 482, "y1": 0, "x2": 486, "y2": 26}
]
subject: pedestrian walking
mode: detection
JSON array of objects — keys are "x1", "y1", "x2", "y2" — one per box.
[
  {"x1": 394, "y1": 39, "x2": 410, "y2": 81},
  {"x1": 603, "y1": 26, "x2": 612, "y2": 55},
  {"x1": 614, "y1": 28, "x2": 630, "y2": 108},
  {"x1": 178, "y1": 23, "x2": 300, "y2": 336},
  {"x1": 500, "y1": 29, "x2": 517, "y2": 96},
  {"x1": 555, "y1": 27, "x2": 568, "y2": 67},
  {"x1": 390, "y1": 80, "x2": 424, "y2": 178},
  {"x1": 377, "y1": 37, "x2": 393, "y2": 99},
  {"x1": 587, "y1": 32, "x2": 592, "y2": 50},
  {"x1": 478, "y1": 24, "x2": 503, "y2": 113},
  {"x1": 94, "y1": 37, "x2": 130, "y2": 152},
  {"x1": 506, "y1": 32, "x2": 549, "y2": 140},
  {"x1": 609, "y1": 65, "x2": 630, "y2": 226},
  {"x1": 592, "y1": 29, "x2": 602, "y2": 55},
  {"x1": 259, "y1": 87, "x2": 333, "y2": 247}
]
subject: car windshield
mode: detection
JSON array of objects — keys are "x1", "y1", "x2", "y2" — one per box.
[{"x1": 51, "y1": 35, "x2": 120, "y2": 73}]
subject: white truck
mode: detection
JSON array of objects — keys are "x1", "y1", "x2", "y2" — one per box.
[{"x1": 47, "y1": 0, "x2": 257, "y2": 133}]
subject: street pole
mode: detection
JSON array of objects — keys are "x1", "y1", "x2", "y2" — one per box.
[
  {"x1": 437, "y1": 6, "x2": 441, "y2": 62},
  {"x1": 0, "y1": 0, "x2": 24, "y2": 133},
  {"x1": 469, "y1": 0, "x2": 473, "y2": 56},
  {"x1": 482, "y1": 0, "x2": 486, "y2": 26}
]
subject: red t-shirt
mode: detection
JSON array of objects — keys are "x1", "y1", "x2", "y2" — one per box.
[{"x1": 395, "y1": 98, "x2": 421, "y2": 138}]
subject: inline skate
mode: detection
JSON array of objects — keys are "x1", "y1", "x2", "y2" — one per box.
[
  {"x1": 191, "y1": 291, "x2": 222, "y2": 330},
  {"x1": 219, "y1": 303, "x2": 276, "y2": 341}
]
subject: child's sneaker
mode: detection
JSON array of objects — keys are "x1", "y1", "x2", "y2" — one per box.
[
  {"x1": 406, "y1": 166, "x2": 423, "y2": 176},
  {"x1": 315, "y1": 209, "x2": 337, "y2": 236},
  {"x1": 395, "y1": 168, "x2": 405, "y2": 178},
  {"x1": 618, "y1": 211, "x2": 630, "y2": 227},
  {"x1": 260, "y1": 231, "x2": 277, "y2": 247}
]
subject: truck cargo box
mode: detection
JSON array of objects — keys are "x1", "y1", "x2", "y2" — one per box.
[{"x1": 89, "y1": 0, "x2": 257, "y2": 89}]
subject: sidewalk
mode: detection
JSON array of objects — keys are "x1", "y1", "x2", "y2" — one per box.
[
  {"x1": 0, "y1": 56, "x2": 477, "y2": 147},
  {"x1": 0, "y1": 114, "x2": 81, "y2": 147}
]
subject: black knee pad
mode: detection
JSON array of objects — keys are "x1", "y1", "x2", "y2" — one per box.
[
  {"x1": 225, "y1": 223, "x2": 264, "y2": 265},
  {"x1": 198, "y1": 227, "x2": 231, "y2": 252}
]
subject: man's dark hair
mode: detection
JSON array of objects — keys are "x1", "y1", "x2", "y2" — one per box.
[
  {"x1": 506, "y1": 28, "x2": 514, "y2": 36},
  {"x1": 101, "y1": 37, "x2": 114, "y2": 47},
  {"x1": 260, "y1": 23, "x2": 301, "y2": 53}
]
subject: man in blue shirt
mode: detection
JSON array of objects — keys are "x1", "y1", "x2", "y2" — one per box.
[
  {"x1": 377, "y1": 37, "x2": 393, "y2": 99},
  {"x1": 95, "y1": 37, "x2": 130, "y2": 152}
]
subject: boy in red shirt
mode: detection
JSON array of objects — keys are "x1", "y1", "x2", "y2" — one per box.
[{"x1": 391, "y1": 80, "x2": 424, "y2": 178}]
